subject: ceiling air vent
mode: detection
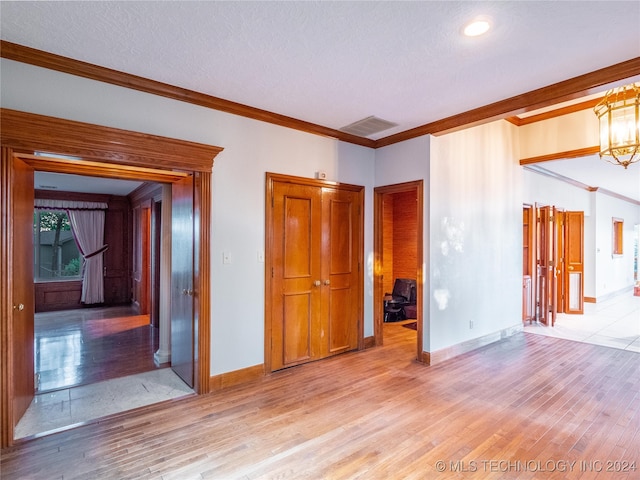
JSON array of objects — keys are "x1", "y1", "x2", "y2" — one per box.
[{"x1": 339, "y1": 116, "x2": 398, "y2": 137}]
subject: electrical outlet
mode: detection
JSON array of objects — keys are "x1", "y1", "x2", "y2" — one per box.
[{"x1": 223, "y1": 251, "x2": 232, "y2": 264}]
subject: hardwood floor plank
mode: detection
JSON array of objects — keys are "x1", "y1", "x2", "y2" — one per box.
[{"x1": 2, "y1": 326, "x2": 639, "y2": 479}]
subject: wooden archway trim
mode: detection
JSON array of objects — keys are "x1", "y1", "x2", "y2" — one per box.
[
  {"x1": 1, "y1": 109, "x2": 222, "y2": 448},
  {"x1": 0, "y1": 108, "x2": 222, "y2": 171}
]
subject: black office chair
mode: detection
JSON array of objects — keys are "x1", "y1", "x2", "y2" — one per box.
[{"x1": 384, "y1": 278, "x2": 416, "y2": 322}]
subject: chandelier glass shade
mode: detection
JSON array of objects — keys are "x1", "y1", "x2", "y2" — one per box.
[{"x1": 593, "y1": 83, "x2": 640, "y2": 169}]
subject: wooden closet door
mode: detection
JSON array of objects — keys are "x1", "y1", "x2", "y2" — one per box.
[
  {"x1": 271, "y1": 182, "x2": 323, "y2": 370},
  {"x1": 269, "y1": 176, "x2": 362, "y2": 371},
  {"x1": 322, "y1": 187, "x2": 359, "y2": 356}
]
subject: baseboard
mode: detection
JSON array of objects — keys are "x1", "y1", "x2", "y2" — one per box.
[
  {"x1": 209, "y1": 364, "x2": 264, "y2": 391},
  {"x1": 589, "y1": 286, "x2": 635, "y2": 304},
  {"x1": 363, "y1": 336, "x2": 376, "y2": 349},
  {"x1": 422, "y1": 324, "x2": 523, "y2": 366}
]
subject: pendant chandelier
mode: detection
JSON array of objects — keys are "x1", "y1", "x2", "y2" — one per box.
[{"x1": 593, "y1": 82, "x2": 640, "y2": 169}]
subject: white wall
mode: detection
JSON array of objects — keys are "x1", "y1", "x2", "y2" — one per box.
[
  {"x1": 428, "y1": 121, "x2": 522, "y2": 352},
  {"x1": 594, "y1": 192, "x2": 639, "y2": 298},
  {"x1": 374, "y1": 122, "x2": 523, "y2": 353},
  {"x1": 374, "y1": 136, "x2": 431, "y2": 347},
  {"x1": 0, "y1": 59, "x2": 376, "y2": 375}
]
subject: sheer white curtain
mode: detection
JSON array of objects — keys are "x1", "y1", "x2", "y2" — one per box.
[{"x1": 67, "y1": 209, "x2": 108, "y2": 305}]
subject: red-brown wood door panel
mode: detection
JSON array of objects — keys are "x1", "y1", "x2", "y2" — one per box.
[
  {"x1": 271, "y1": 182, "x2": 322, "y2": 369},
  {"x1": 12, "y1": 157, "x2": 35, "y2": 426},
  {"x1": 564, "y1": 211, "x2": 584, "y2": 314},
  {"x1": 323, "y1": 188, "x2": 359, "y2": 355}
]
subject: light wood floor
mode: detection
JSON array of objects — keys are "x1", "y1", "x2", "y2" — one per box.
[{"x1": 2, "y1": 323, "x2": 639, "y2": 479}]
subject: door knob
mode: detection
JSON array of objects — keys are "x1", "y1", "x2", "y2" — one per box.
[
  {"x1": 313, "y1": 280, "x2": 321, "y2": 287},
  {"x1": 13, "y1": 303, "x2": 24, "y2": 311},
  {"x1": 324, "y1": 280, "x2": 331, "y2": 286}
]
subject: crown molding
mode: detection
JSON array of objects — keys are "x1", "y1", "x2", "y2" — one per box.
[
  {"x1": 519, "y1": 146, "x2": 600, "y2": 165},
  {"x1": 524, "y1": 164, "x2": 640, "y2": 206},
  {"x1": 1, "y1": 41, "x2": 639, "y2": 149},
  {"x1": 0, "y1": 41, "x2": 376, "y2": 149},
  {"x1": 376, "y1": 57, "x2": 640, "y2": 147}
]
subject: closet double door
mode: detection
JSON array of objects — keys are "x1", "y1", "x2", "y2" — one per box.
[{"x1": 267, "y1": 173, "x2": 363, "y2": 371}]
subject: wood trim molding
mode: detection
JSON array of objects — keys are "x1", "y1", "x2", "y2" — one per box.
[
  {"x1": 195, "y1": 171, "x2": 212, "y2": 394},
  {"x1": 2, "y1": 41, "x2": 638, "y2": 150},
  {"x1": 519, "y1": 146, "x2": 600, "y2": 165},
  {"x1": 1, "y1": 112, "x2": 222, "y2": 448},
  {"x1": 209, "y1": 364, "x2": 265, "y2": 391},
  {"x1": 513, "y1": 98, "x2": 602, "y2": 126},
  {"x1": 585, "y1": 297, "x2": 597, "y2": 303},
  {"x1": 373, "y1": 180, "x2": 424, "y2": 361},
  {"x1": 376, "y1": 57, "x2": 640, "y2": 147},
  {"x1": 524, "y1": 164, "x2": 640, "y2": 206},
  {"x1": 1, "y1": 109, "x2": 222, "y2": 173},
  {"x1": 363, "y1": 336, "x2": 376, "y2": 349},
  {"x1": 0, "y1": 41, "x2": 375, "y2": 150}
]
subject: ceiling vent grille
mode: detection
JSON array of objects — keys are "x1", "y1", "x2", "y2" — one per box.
[{"x1": 339, "y1": 116, "x2": 398, "y2": 137}]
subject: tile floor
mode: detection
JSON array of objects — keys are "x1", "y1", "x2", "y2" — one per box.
[
  {"x1": 524, "y1": 290, "x2": 640, "y2": 352},
  {"x1": 15, "y1": 368, "x2": 193, "y2": 440}
]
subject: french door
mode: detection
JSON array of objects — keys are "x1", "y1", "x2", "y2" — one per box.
[{"x1": 526, "y1": 204, "x2": 584, "y2": 325}]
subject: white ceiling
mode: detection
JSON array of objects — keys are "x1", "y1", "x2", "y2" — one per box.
[{"x1": 2, "y1": 1, "x2": 640, "y2": 200}]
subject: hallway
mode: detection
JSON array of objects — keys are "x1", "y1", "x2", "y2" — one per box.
[{"x1": 524, "y1": 290, "x2": 640, "y2": 351}]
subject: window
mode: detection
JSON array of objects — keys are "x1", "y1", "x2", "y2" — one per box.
[
  {"x1": 612, "y1": 218, "x2": 624, "y2": 255},
  {"x1": 33, "y1": 210, "x2": 82, "y2": 281}
]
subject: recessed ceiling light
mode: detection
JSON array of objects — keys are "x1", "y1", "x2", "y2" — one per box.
[{"x1": 463, "y1": 16, "x2": 491, "y2": 37}]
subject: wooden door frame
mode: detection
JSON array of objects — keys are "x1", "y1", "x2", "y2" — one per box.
[
  {"x1": 0, "y1": 109, "x2": 223, "y2": 447},
  {"x1": 373, "y1": 180, "x2": 424, "y2": 362},
  {"x1": 264, "y1": 172, "x2": 365, "y2": 373}
]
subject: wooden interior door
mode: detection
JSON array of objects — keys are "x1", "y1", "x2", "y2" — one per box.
[
  {"x1": 555, "y1": 210, "x2": 566, "y2": 314},
  {"x1": 11, "y1": 157, "x2": 36, "y2": 428},
  {"x1": 268, "y1": 175, "x2": 362, "y2": 371},
  {"x1": 271, "y1": 182, "x2": 322, "y2": 370},
  {"x1": 322, "y1": 187, "x2": 359, "y2": 355},
  {"x1": 564, "y1": 211, "x2": 584, "y2": 314},
  {"x1": 549, "y1": 206, "x2": 558, "y2": 326},
  {"x1": 536, "y1": 206, "x2": 550, "y2": 325},
  {"x1": 537, "y1": 205, "x2": 559, "y2": 326},
  {"x1": 522, "y1": 205, "x2": 534, "y2": 322},
  {"x1": 171, "y1": 175, "x2": 195, "y2": 387}
]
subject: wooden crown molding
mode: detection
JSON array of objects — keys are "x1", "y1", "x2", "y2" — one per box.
[
  {"x1": 1, "y1": 40, "x2": 639, "y2": 149},
  {"x1": 376, "y1": 57, "x2": 640, "y2": 147},
  {"x1": 519, "y1": 146, "x2": 600, "y2": 165},
  {"x1": 0, "y1": 41, "x2": 375, "y2": 149}
]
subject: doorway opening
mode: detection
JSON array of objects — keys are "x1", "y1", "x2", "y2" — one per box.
[
  {"x1": 1, "y1": 108, "x2": 221, "y2": 448},
  {"x1": 373, "y1": 180, "x2": 424, "y2": 361}
]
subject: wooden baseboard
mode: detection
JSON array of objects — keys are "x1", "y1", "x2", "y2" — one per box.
[
  {"x1": 210, "y1": 364, "x2": 264, "y2": 391},
  {"x1": 585, "y1": 296, "x2": 596, "y2": 303},
  {"x1": 363, "y1": 336, "x2": 376, "y2": 349},
  {"x1": 422, "y1": 324, "x2": 523, "y2": 366}
]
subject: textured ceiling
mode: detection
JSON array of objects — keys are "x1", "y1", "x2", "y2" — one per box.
[
  {"x1": 1, "y1": 1, "x2": 639, "y2": 199},
  {"x1": 2, "y1": 1, "x2": 639, "y2": 139}
]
